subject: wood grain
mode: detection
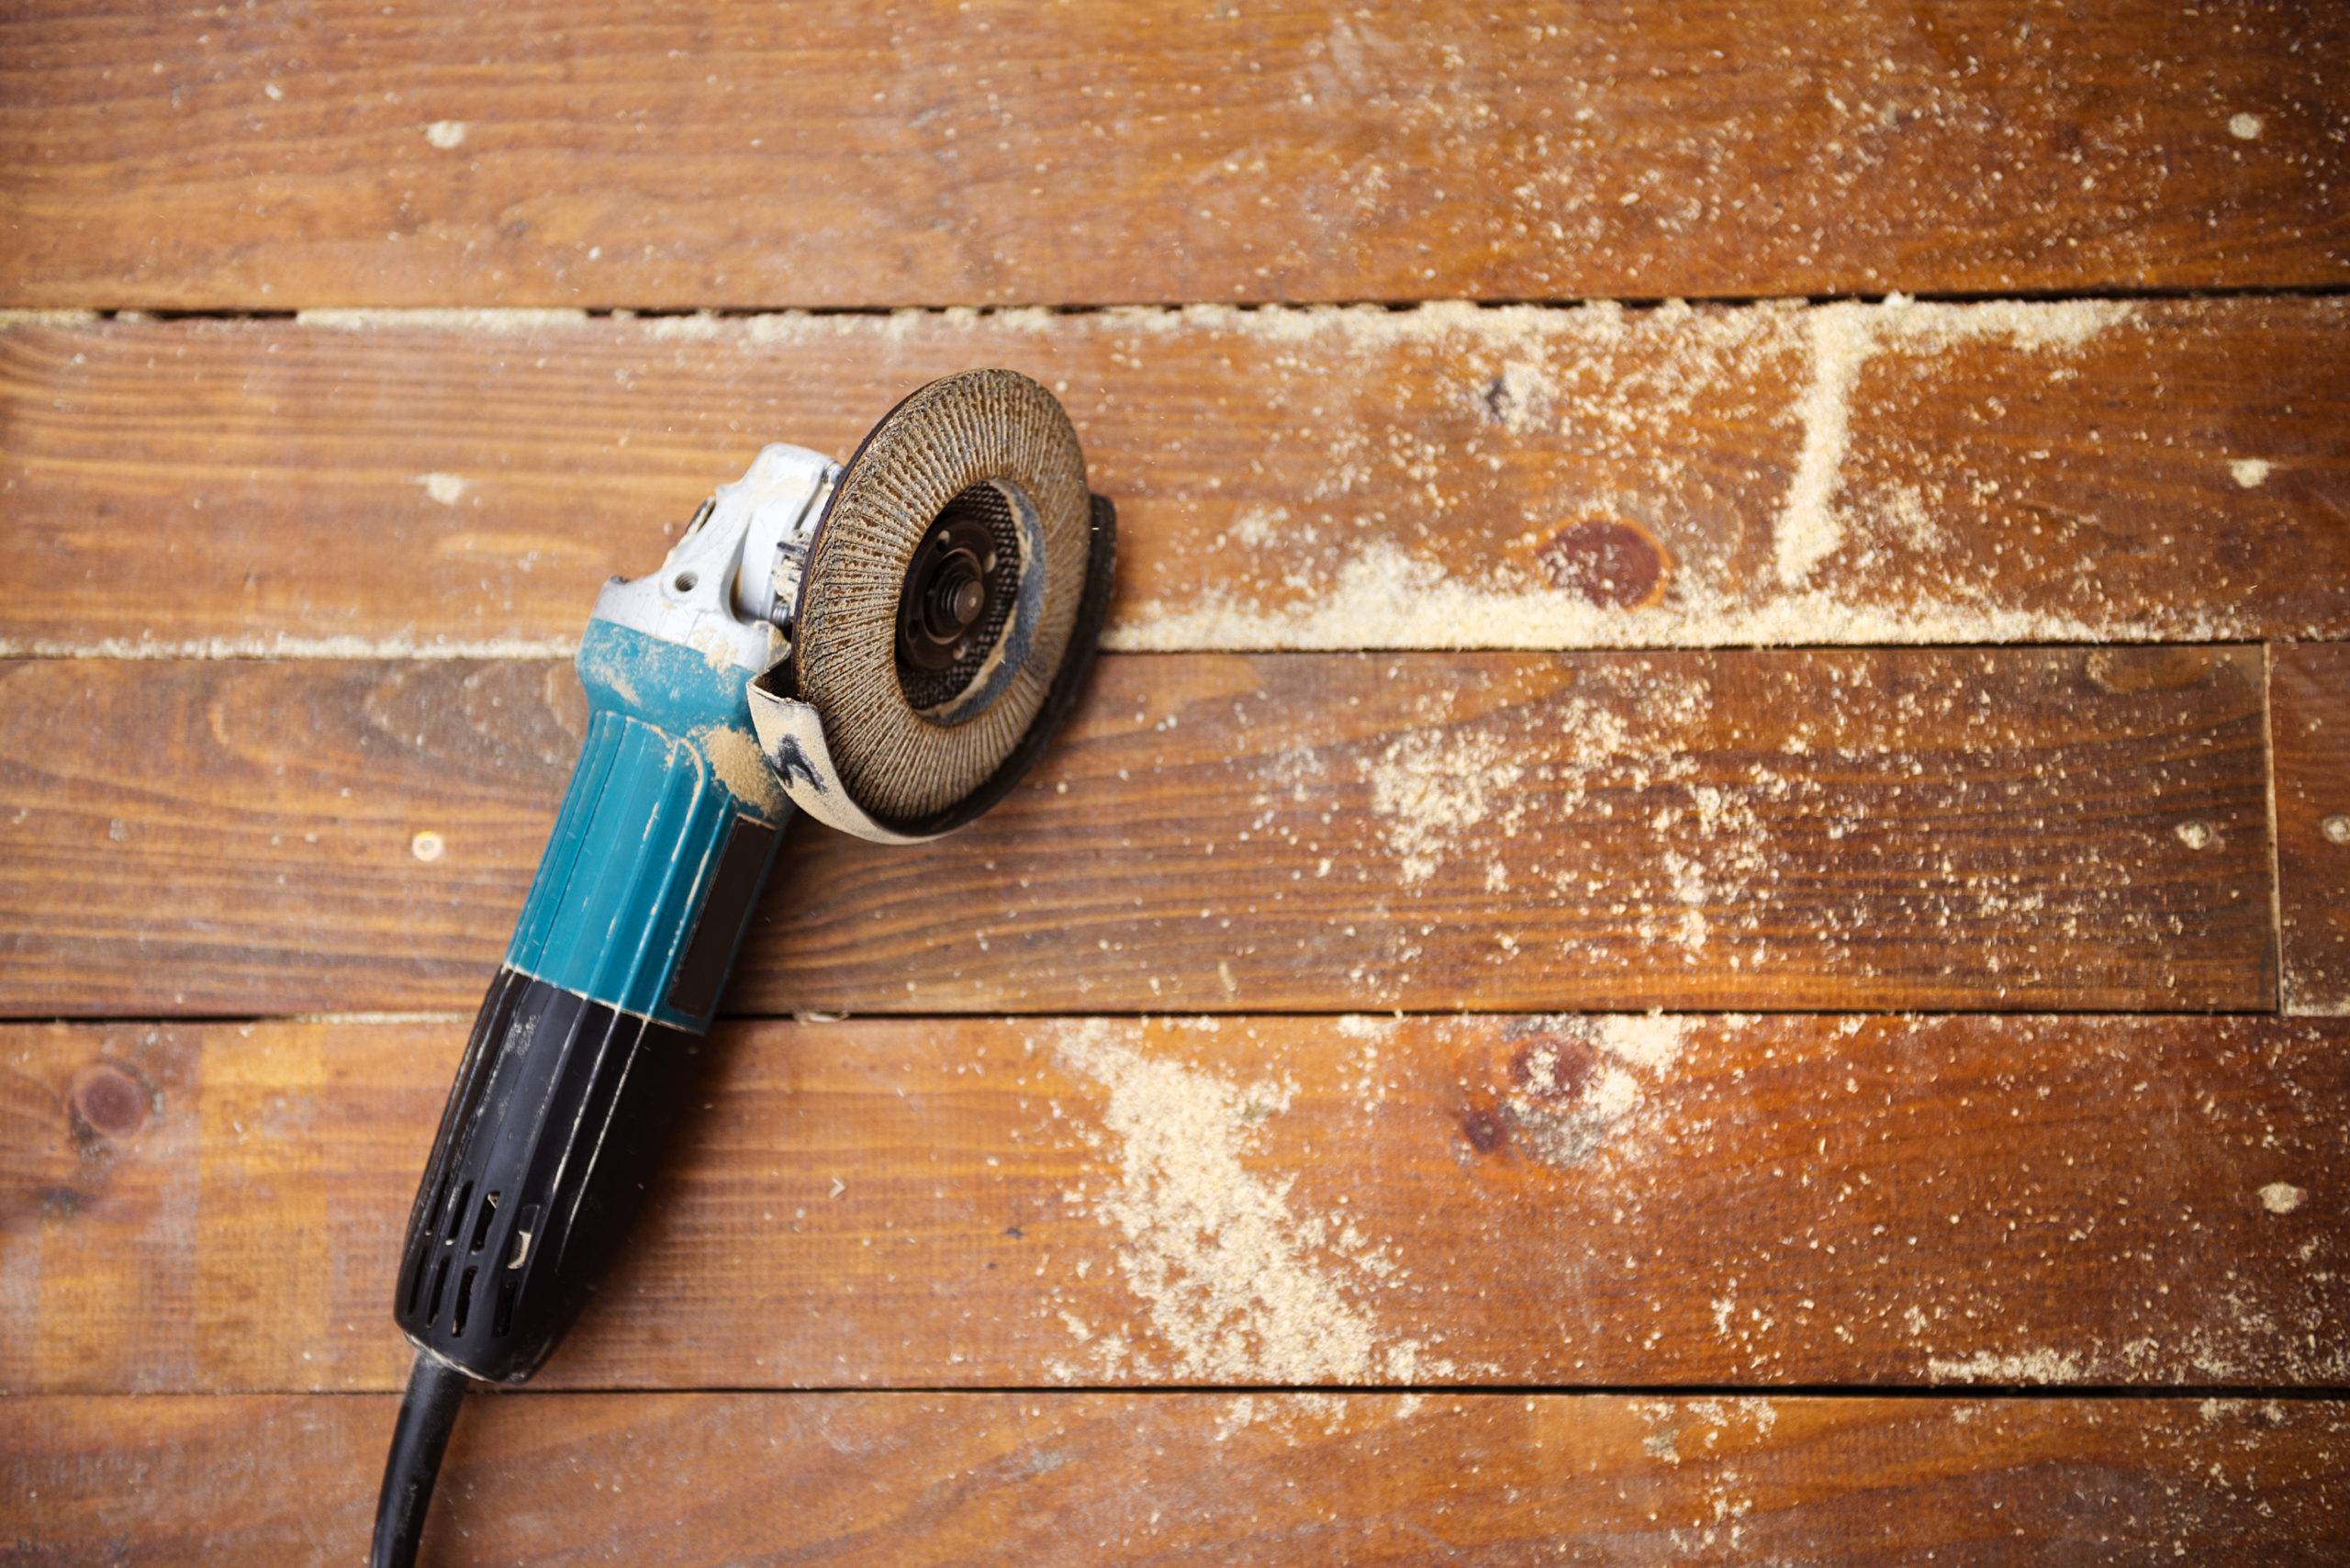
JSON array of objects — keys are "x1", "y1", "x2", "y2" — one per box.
[
  {"x1": 9, "y1": 7, "x2": 2345, "y2": 1562},
  {"x1": 7, "y1": 1393, "x2": 2347, "y2": 1564},
  {"x1": 3, "y1": 300, "x2": 2344, "y2": 655},
  {"x1": 7, "y1": 1014, "x2": 2342, "y2": 1394},
  {"x1": 2273, "y1": 644, "x2": 2350, "y2": 1015},
  {"x1": 0, "y1": 646, "x2": 2273, "y2": 1018},
  {"x1": 4, "y1": 3, "x2": 2345, "y2": 308}
]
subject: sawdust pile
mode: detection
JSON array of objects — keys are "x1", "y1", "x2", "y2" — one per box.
[
  {"x1": 1366, "y1": 729, "x2": 1531, "y2": 885},
  {"x1": 1047, "y1": 1019, "x2": 1449, "y2": 1385},
  {"x1": 1348, "y1": 665, "x2": 1798, "y2": 970},
  {"x1": 1774, "y1": 297, "x2": 2133, "y2": 589}
]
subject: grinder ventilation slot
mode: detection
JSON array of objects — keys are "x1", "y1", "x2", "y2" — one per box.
[{"x1": 367, "y1": 370, "x2": 1115, "y2": 1568}]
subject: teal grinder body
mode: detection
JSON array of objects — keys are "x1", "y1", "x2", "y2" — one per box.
[{"x1": 393, "y1": 616, "x2": 789, "y2": 1383}]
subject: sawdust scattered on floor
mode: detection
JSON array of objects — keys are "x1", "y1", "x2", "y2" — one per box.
[
  {"x1": 0, "y1": 633, "x2": 582, "y2": 659},
  {"x1": 1774, "y1": 296, "x2": 2131, "y2": 589},
  {"x1": 295, "y1": 307, "x2": 590, "y2": 334},
  {"x1": 1926, "y1": 1348, "x2": 2086, "y2": 1383},
  {"x1": 1340, "y1": 663, "x2": 1808, "y2": 978},
  {"x1": 1366, "y1": 729, "x2": 1530, "y2": 885},
  {"x1": 1499, "y1": 1014, "x2": 1695, "y2": 1169},
  {"x1": 1100, "y1": 295, "x2": 2163, "y2": 650},
  {"x1": 1046, "y1": 1018, "x2": 1452, "y2": 1387}
]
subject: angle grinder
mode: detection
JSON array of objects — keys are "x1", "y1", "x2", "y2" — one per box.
[{"x1": 369, "y1": 369, "x2": 1114, "y2": 1567}]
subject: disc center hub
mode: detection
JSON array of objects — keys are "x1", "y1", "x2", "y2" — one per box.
[{"x1": 899, "y1": 512, "x2": 1001, "y2": 671}]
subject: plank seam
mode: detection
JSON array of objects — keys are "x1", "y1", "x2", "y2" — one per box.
[
  {"x1": 2266, "y1": 642, "x2": 2290, "y2": 1014},
  {"x1": 0, "y1": 1007, "x2": 2323, "y2": 1028},
  {"x1": 26, "y1": 1383, "x2": 2348, "y2": 1403},
  {"x1": 7, "y1": 278, "x2": 2350, "y2": 327},
  {"x1": 4, "y1": 637, "x2": 2327, "y2": 664}
]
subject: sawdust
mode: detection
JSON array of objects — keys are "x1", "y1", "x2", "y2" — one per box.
[
  {"x1": 0, "y1": 633, "x2": 580, "y2": 659},
  {"x1": 415, "y1": 472, "x2": 469, "y2": 506},
  {"x1": 1367, "y1": 731, "x2": 1526, "y2": 884},
  {"x1": 1357, "y1": 677, "x2": 1712, "y2": 946},
  {"x1": 1048, "y1": 1019, "x2": 1448, "y2": 1384},
  {"x1": 1775, "y1": 305, "x2": 1876, "y2": 588},
  {"x1": 1094, "y1": 294, "x2": 2176, "y2": 650},
  {"x1": 1106, "y1": 540, "x2": 2198, "y2": 652},
  {"x1": 2259, "y1": 1182, "x2": 2307, "y2": 1215},
  {"x1": 1927, "y1": 1348, "x2": 2085, "y2": 1383},
  {"x1": 572, "y1": 635, "x2": 642, "y2": 705},
  {"x1": 1776, "y1": 297, "x2": 2131, "y2": 588},
  {"x1": 295, "y1": 308, "x2": 590, "y2": 333},
  {"x1": 1581, "y1": 1013, "x2": 1696, "y2": 1074},
  {"x1": 1228, "y1": 506, "x2": 1290, "y2": 548},
  {"x1": 1501, "y1": 1014, "x2": 1695, "y2": 1167},
  {"x1": 1350, "y1": 667, "x2": 1817, "y2": 965},
  {"x1": 694, "y1": 724, "x2": 789, "y2": 817}
]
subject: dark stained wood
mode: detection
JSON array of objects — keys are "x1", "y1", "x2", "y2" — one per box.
[
  {"x1": 3, "y1": 4, "x2": 2345, "y2": 308},
  {"x1": 7, "y1": 1392, "x2": 2350, "y2": 1565},
  {"x1": 0, "y1": 647, "x2": 2274, "y2": 1017},
  {"x1": 2, "y1": 301, "x2": 2345, "y2": 655},
  {"x1": 7, "y1": 1014, "x2": 2342, "y2": 1394},
  {"x1": 2273, "y1": 644, "x2": 2350, "y2": 1016}
]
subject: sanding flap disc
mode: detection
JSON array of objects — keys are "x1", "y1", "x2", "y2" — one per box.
[{"x1": 789, "y1": 369, "x2": 1091, "y2": 824}]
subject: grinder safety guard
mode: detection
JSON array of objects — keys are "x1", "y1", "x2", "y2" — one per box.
[{"x1": 370, "y1": 370, "x2": 1115, "y2": 1568}]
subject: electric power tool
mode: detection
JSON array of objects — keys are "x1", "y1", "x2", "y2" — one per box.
[{"x1": 369, "y1": 369, "x2": 1114, "y2": 1566}]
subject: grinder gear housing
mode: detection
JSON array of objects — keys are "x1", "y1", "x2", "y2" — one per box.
[
  {"x1": 752, "y1": 367, "x2": 1113, "y2": 841},
  {"x1": 371, "y1": 369, "x2": 1113, "y2": 1568}
]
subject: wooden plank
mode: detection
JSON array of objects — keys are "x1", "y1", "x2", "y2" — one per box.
[
  {"x1": 7, "y1": 1394, "x2": 2347, "y2": 1565},
  {"x1": 3, "y1": 300, "x2": 2344, "y2": 655},
  {"x1": 4, "y1": 4, "x2": 2344, "y2": 308},
  {"x1": 2273, "y1": 644, "x2": 2350, "y2": 1015},
  {"x1": 7, "y1": 1014, "x2": 2341, "y2": 1394},
  {"x1": 0, "y1": 646, "x2": 2273, "y2": 1017}
]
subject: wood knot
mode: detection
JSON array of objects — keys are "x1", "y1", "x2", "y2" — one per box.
[
  {"x1": 1459, "y1": 1105, "x2": 1509, "y2": 1152},
  {"x1": 2084, "y1": 647, "x2": 2217, "y2": 695},
  {"x1": 1460, "y1": 1027, "x2": 1630, "y2": 1169},
  {"x1": 70, "y1": 1061, "x2": 151, "y2": 1141},
  {"x1": 1536, "y1": 519, "x2": 1668, "y2": 609},
  {"x1": 1479, "y1": 375, "x2": 1518, "y2": 423}
]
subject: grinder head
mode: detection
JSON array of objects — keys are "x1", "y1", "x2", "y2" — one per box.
[{"x1": 750, "y1": 369, "x2": 1114, "y2": 841}]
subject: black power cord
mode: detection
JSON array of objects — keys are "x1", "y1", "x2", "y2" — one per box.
[{"x1": 370, "y1": 1352, "x2": 472, "y2": 1568}]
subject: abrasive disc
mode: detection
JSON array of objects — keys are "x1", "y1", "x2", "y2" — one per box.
[{"x1": 789, "y1": 368, "x2": 1091, "y2": 824}]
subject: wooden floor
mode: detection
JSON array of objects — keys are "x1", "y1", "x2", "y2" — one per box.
[{"x1": 5, "y1": 4, "x2": 2348, "y2": 1562}]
